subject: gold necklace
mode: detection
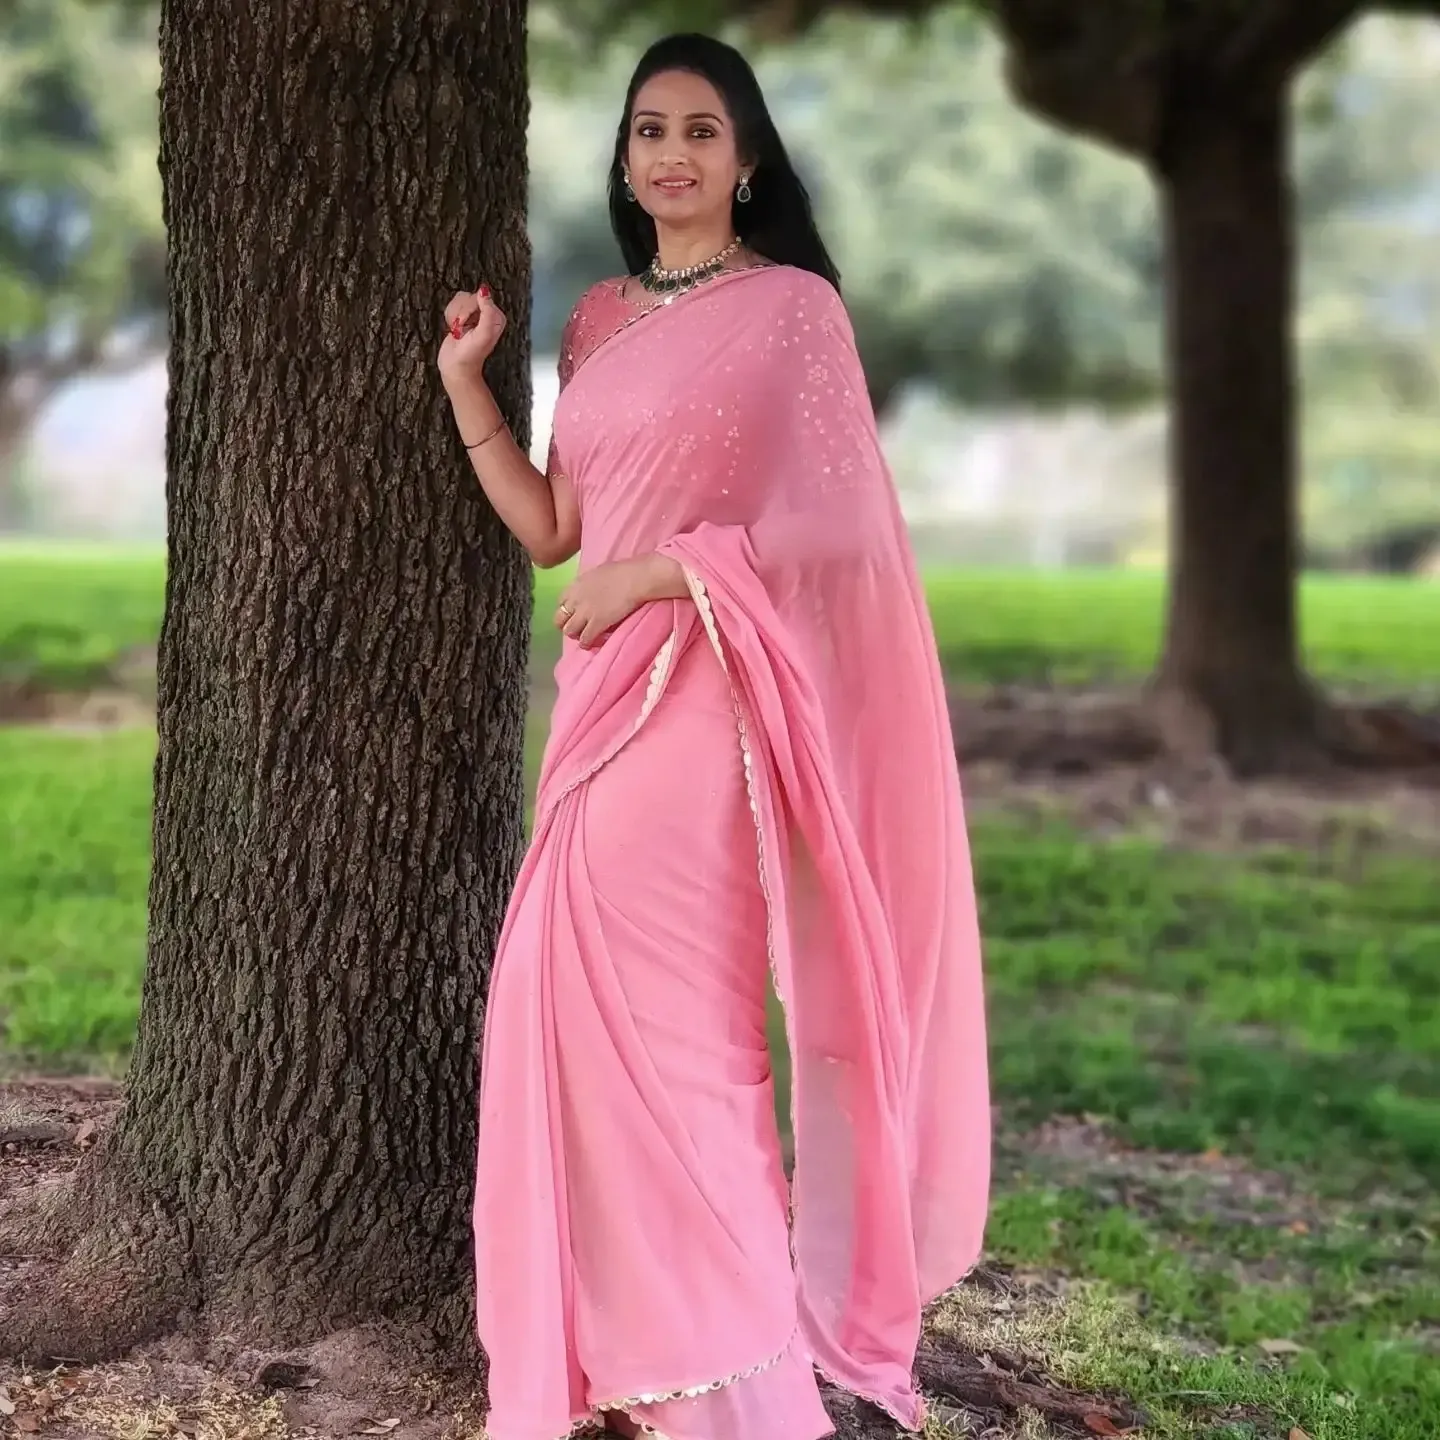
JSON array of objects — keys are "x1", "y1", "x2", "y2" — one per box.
[{"x1": 639, "y1": 237, "x2": 744, "y2": 303}]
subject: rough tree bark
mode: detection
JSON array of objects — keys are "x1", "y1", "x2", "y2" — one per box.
[
  {"x1": 1151, "y1": 68, "x2": 1321, "y2": 772},
  {"x1": 1, "y1": 0, "x2": 533, "y2": 1361}
]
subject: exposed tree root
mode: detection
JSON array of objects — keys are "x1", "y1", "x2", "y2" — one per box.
[
  {"x1": 0, "y1": 1087, "x2": 481, "y2": 1369},
  {"x1": 0, "y1": 1192, "x2": 478, "y2": 1371},
  {"x1": 1153, "y1": 671, "x2": 1440, "y2": 778},
  {"x1": 1146, "y1": 667, "x2": 1330, "y2": 776},
  {"x1": 1326, "y1": 702, "x2": 1440, "y2": 770},
  {"x1": 958, "y1": 676, "x2": 1440, "y2": 781},
  {"x1": 917, "y1": 1341, "x2": 1141, "y2": 1428},
  {"x1": 0, "y1": 1180, "x2": 198, "y2": 1365}
]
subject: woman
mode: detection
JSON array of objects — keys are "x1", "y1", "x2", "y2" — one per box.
[{"x1": 438, "y1": 33, "x2": 989, "y2": 1440}]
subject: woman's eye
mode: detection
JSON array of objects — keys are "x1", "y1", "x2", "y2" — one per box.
[
  {"x1": 638, "y1": 124, "x2": 662, "y2": 139},
  {"x1": 690, "y1": 128, "x2": 715, "y2": 140}
]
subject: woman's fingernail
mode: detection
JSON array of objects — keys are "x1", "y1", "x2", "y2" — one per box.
[
  {"x1": 479, "y1": 284, "x2": 491, "y2": 299},
  {"x1": 451, "y1": 321, "x2": 461, "y2": 338}
]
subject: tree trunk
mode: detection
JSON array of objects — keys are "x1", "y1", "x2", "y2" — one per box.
[
  {"x1": 1153, "y1": 74, "x2": 1322, "y2": 774},
  {"x1": 0, "y1": 398, "x2": 34, "y2": 531},
  {"x1": 5, "y1": 0, "x2": 533, "y2": 1360}
]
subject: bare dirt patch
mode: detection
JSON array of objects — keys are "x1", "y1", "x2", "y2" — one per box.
[
  {"x1": 0, "y1": 686, "x2": 153, "y2": 731},
  {"x1": 952, "y1": 685, "x2": 1440, "y2": 854},
  {"x1": 1000, "y1": 1115, "x2": 1324, "y2": 1233},
  {"x1": 0, "y1": 647, "x2": 157, "y2": 728},
  {"x1": 0, "y1": 1332, "x2": 489, "y2": 1440},
  {"x1": 0, "y1": 1079, "x2": 117, "y2": 1208}
]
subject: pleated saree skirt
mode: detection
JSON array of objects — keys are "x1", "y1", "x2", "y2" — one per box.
[{"x1": 476, "y1": 634, "x2": 833, "y2": 1440}]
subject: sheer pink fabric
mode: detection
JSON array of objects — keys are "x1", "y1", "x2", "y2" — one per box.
[{"x1": 474, "y1": 266, "x2": 989, "y2": 1440}]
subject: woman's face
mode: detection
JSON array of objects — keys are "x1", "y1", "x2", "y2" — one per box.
[{"x1": 625, "y1": 69, "x2": 747, "y2": 230}]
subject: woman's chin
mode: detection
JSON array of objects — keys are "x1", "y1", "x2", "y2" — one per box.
[{"x1": 645, "y1": 192, "x2": 710, "y2": 222}]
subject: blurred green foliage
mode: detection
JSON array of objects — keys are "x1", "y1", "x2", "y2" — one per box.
[{"x1": 0, "y1": 0, "x2": 162, "y2": 520}]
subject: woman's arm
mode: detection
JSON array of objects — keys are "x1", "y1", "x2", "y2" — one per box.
[
  {"x1": 443, "y1": 369, "x2": 580, "y2": 569},
  {"x1": 438, "y1": 286, "x2": 580, "y2": 569}
]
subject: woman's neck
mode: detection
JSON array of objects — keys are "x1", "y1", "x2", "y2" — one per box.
[{"x1": 653, "y1": 225, "x2": 737, "y2": 274}]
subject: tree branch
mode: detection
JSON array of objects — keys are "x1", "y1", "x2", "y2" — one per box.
[
  {"x1": 1218, "y1": 0, "x2": 1364, "y2": 85},
  {"x1": 985, "y1": 0, "x2": 1166, "y2": 158},
  {"x1": 0, "y1": 327, "x2": 166, "y2": 438}
]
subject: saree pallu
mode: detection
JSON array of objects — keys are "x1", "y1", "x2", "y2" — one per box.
[{"x1": 474, "y1": 267, "x2": 990, "y2": 1440}]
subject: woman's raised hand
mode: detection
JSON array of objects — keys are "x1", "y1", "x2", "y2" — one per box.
[{"x1": 438, "y1": 284, "x2": 507, "y2": 382}]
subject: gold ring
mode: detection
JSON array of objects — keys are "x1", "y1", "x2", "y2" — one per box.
[{"x1": 558, "y1": 602, "x2": 573, "y2": 617}]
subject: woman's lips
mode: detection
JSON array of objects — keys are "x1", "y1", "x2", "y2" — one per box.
[{"x1": 653, "y1": 178, "x2": 697, "y2": 194}]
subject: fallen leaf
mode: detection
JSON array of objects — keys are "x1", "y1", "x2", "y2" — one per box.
[
  {"x1": 1288, "y1": 1429, "x2": 1312, "y2": 1440},
  {"x1": 0, "y1": 1389, "x2": 14, "y2": 1417},
  {"x1": 1200, "y1": 1146, "x2": 1225, "y2": 1165},
  {"x1": 14, "y1": 1415, "x2": 40, "y2": 1434},
  {"x1": 1286, "y1": 1220, "x2": 1310, "y2": 1235},
  {"x1": 355, "y1": 1423, "x2": 401, "y2": 1436},
  {"x1": 1259, "y1": 1338, "x2": 1305, "y2": 1356},
  {"x1": 1082, "y1": 1416, "x2": 1131, "y2": 1437},
  {"x1": 74, "y1": 1119, "x2": 97, "y2": 1145}
]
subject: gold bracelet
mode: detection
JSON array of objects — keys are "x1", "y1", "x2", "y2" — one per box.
[{"x1": 463, "y1": 418, "x2": 507, "y2": 451}]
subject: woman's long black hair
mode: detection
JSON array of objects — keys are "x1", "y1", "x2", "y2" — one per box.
[{"x1": 608, "y1": 33, "x2": 841, "y2": 293}]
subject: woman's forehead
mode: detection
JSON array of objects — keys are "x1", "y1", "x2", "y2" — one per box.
[{"x1": 632, "y1": 70, "x2": 728, "y2": 118}]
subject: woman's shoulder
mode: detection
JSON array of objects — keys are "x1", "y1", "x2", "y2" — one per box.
[
  {"x1": 557, "y1": 278, "x2": 631, "y2": 376},
  {"x1": 566, "y1": 276, "x2": 629, "y2": 328},
  {"x1": 746, "y1": 262, "x2": 843, "y2": 304},
  {"x1": 742, "y1": 264, "x2": 851, "y2": 332}
]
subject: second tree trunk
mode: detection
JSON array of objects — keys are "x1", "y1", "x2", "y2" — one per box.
[{"x1": 1155, "y1": 75, "x2": 1321, "y2": 774}]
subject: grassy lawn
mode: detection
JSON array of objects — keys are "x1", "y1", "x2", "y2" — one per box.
[
  {"x1": 2, "y1": 546, "x2": 1437, "y2": 1435},
  {"x1": 3, "y1": 724, "x2": 1436, "y2": 1435},
  {"x1": 3, "y1": 543, "x2": 1437, "y2": 693}
]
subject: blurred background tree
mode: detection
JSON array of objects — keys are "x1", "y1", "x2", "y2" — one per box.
[
  {"x1": 0, "y1": 0, "x2": 162, "y2": 525},
  {"x1": 5, "y1": 0, "x2": 1439, "y2": 768},
  {"x1": 534, "y1": 10, "x2": 1439, "y2": 425},
  {"x1": 537, "y1": 0, "x2": 1440, "y2": 769}
]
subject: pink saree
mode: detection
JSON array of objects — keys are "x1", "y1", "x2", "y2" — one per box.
[{"x1": 474, "y1": 266, "x2": 989, "y2": 1440}]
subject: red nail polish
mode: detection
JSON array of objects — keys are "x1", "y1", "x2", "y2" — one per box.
[{"x1": 479, "y1": 284, "x2": 491, "y2": 299}]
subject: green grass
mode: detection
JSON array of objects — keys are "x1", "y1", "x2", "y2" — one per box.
[
  {"x1": 979, "y1": 824, "x2": 1440, "y2": 1186},
  {"x1": 922, "y1": 568, "x2": 1438, "y2": 689},
  {"x1": 0, "y1": 545, "x2": 168, "y2": 692},
  {"x1": 979, "y1": 1181, "x2": 1440, "y2": 1439},
  {"x1": 2, "y1": 544, "x2": 1436, "y2": 1432},
  {"x1": 17, "y1": 728, "x2": 1434, "y2": 1175},
  {"x1": 2, "y1": 545, "x2": 1436, "y2": 692},
  {"x1": 10, "y1": 726, "x2": 1432, "y2": 1430},
  {"x1": 0, "y1": 726, "x2": 154, "y2": 1067}
]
